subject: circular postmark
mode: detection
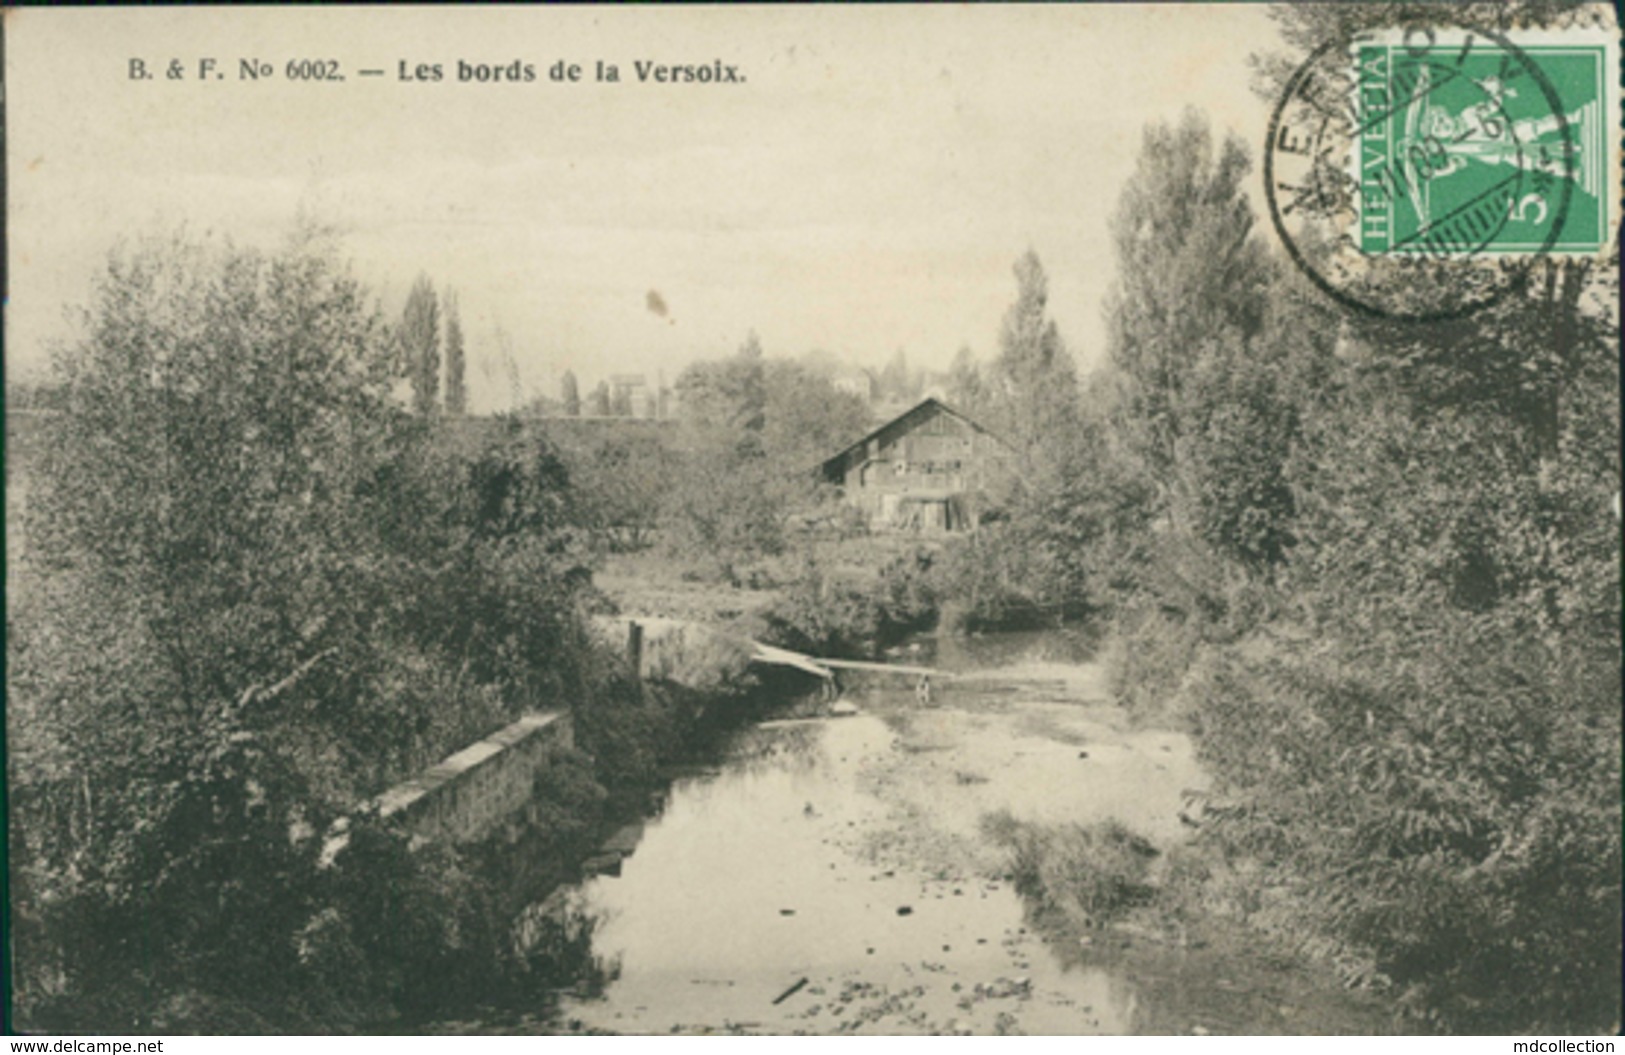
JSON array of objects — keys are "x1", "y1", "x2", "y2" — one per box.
[{"x1": 1264, "y1": 22, "x2": 1575, "y2": 322}]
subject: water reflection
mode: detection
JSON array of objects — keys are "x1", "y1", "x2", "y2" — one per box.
[{"x1": 713, "y1": 722, "x2": 827, "y2": 777}]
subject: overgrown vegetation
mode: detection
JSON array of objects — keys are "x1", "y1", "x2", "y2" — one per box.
[
  {"x1": 3, "y1": 229, "x2": 748, "y2": 1031},
  {"x1": 925, "y1": 10, "x2": 1618, "y2": 1030},
  {"x1": 977, "y1": 74, "x2": 1618, "y2": 1034}
]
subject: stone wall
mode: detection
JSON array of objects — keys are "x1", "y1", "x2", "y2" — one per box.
[
  {"x1": 591, "y1": 615, "x2": 754, "y2": 685},
  {"x1": 368, "y1": 711, "x2": 573, "y2": 847}
]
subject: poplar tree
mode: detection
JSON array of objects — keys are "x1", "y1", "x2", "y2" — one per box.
[
  {"x1": 588, "y1": 381, "x2": 611, "y2": 417},
  {"x1": 560, "y1": 370, "x2": 581, "y2": 417},
  {"x1": 990, "y1": 250, "x2": 1079, "y2": 453},
  {"x1": 442, "y1": 289, "x2": 466, "y2": 415},
  {"x1": 401, "y1": 274, "x2": 440, "y2": 415}
]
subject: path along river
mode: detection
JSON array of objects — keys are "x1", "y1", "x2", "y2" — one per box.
[{"x1": 460, "y1": 628, "x2": 1392, "y2": 1035}]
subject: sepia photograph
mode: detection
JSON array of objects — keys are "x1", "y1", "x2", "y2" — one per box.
[{"x1": 4, "y1": 3, "x2": 1621, "y2": 1039}]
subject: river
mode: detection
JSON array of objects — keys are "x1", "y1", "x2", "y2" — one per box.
[{"x1": 445, "y1": 627, "x2": 1393, "y2": 1035}]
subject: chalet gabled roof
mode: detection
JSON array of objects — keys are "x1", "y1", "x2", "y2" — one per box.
[{"x1": 818, "y1": 397, "x2": 1011, "y2": 473}]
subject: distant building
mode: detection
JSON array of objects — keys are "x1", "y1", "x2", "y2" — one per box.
[
  {"x1": 610, "y1": 373, "x2": 648, "y2": 417},
  {"x1": 832, "y1": 367, "x2": 875, "y2": 402},
  {"x1": 818, "y1": 397, "x2": 1015, "y2": 533}
]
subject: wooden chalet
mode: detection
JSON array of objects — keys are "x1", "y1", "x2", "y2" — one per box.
[{"x1": 818, "y1": 397, "x2": 1014, "y2": 533}]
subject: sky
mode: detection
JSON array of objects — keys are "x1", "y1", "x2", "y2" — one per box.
[{"x1": 6, "y1": 5, "x2": 1280, "y2": 414}]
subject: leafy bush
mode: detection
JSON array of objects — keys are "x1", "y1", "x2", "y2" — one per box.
[
  {"x1": 752, "y1": 551, "x2": 937, "y2": 657},
  {"x1": 571, "y1": 672, "x2": 682, "y2": 792},
  {"x1": 754, "y1": 573, "x2": 887, "y2": 657},
  {"x1": 930, "y1": 529, "x2": 1051, "y2": 633},
  {"x1": 1189, "y1": 614, "x2": 1620, "y2": 1031},
  {"x1": 297, "y1": 811, "x2": 616, "y2": 1028}
]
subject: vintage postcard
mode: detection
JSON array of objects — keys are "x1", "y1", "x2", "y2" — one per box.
[{"x1": 5, "y1": 4, "x2": 1620, "y2": 1040}]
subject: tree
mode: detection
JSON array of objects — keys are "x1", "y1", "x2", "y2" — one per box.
[
  {"x1": 797, "y1": 348, "x2": 842, "y2": 379},
  {"x1": 1099, "y1": 98, "x2": 1621, "y2": 1034},
  {"x1": 1253, "y1": 1, "x2": 1609, "y2": 112},
  {"x1": 987, "y1": 251, "x2": 1080, "y2": 455},
  {"x1": 733, "y1": 331, "x2": 767, "y2": 430},
  {"x1": 1099, "y1": 109, "x2": 1318, "y2": 570},
  {"x1": 673, "y1": 333, "x2": 767, "y2": 433},
  {"x1": 610, "y1": 385, "x2": 633, "y2": 418},
  {"x1": 442, "y1": 289, "x2": 466, "y2": 415},
  {"x1": 10, "y1": 230, "x2": 603, "y2": 1028},
  {"x1": 947, "y1": 345, "x2": 985, "y2": 414},
  {"x1": 1106, "y1": 112, "x2": 1269, "y2": 477},
  {"x1": 761, "y1": 360, "x2": 870, "y2": 471},
  {"x1": 663, "y1": 339, "x2": 865, "y2": 577},
  {"x1": 560, "y1": 370, "x2": 581, "y2": 417},
  {"x1": 991, "y1": 416, "x2": 1160, "y2": 615},
  {"x1": 402, "y1": 273, "x2": 440, "y2": 415},
  {"x1": 15, "y1": 231, "x2": 402, "y2": 1023},
  {"x1": 560, "y1": 430, "x2": 676, "y2": 551},
  {"x1": 1294, "y1": 257, "x2": 1621, "y2": 632},
  {"x1": 880, "y1": 348, "x2": 913, "y2": 402},
  {"x1": 662, "y1": 432, "x2": 784, "y2": 583},
  {"x1": 588, "y1": 380, "x2": 611, "y2": 417}
]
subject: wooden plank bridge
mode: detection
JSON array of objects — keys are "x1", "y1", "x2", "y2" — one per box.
[
  {"x1": 747, "y1": 640, "x2": 949, "y2": 701},
  {"x1": 603, "y1": 615, "x2": 951, "y2": 700}
]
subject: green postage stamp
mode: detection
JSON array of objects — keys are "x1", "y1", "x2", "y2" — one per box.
[{"x1": 1355, "y1": 30, "x2": 1616, "y2": 256}]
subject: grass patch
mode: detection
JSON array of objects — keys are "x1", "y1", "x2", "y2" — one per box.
[{"x1": 982, "y1": 811, "x2": 1159, "y2": 927}]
